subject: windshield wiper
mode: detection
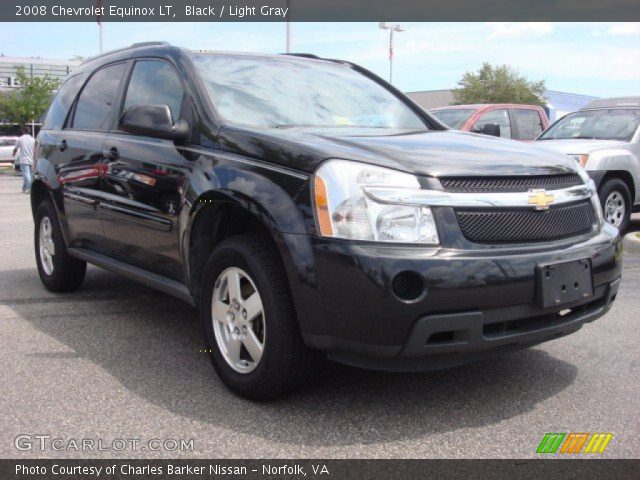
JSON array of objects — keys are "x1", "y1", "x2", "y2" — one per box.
[{"x1": 538, "y1": 135, "x2": 598, "y2": 140}]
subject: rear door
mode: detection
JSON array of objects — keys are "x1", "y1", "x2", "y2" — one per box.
[
  {"x1": 511, "y1": 107, "x2": 545, "y2": 141},
  {"x1": 50, "y1": 62, "x2": 128, "y2": 253},
  {"x1": 100, "y1": 59, "x2": 188, "y2": 280}
]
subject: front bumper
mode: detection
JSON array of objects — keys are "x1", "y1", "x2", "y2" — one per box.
[{"x1": 284, "y1": 223, "x2": 622, "y2": 371}]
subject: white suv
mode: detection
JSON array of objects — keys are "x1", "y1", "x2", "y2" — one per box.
[{"x1": 535, "y1": 97, "x2": 640, "y2": 231}]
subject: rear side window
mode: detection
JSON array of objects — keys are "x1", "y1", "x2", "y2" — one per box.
[
  {"x1": 72, "y1": 62, "x2": 127, "y2": 130},
  {"x1": 0, "y1": 139, "x2": 16, "y2": 147},
  {"x1": 513, "y1": 108, "x2": 544, "y2": 140},
  {"x1": 123, "y1": 60, "x2": 184, "y2": 122},
  {"x1": 43, "y1": 75, "x2": 83, "y2": 130}
]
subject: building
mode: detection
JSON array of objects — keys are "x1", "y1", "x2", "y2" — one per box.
[
  {"x1": 543, "y1": 90, "x2": 600, "y2": 121},
  {"x1": 0, "y1": 56, "x2": 80, "y2": 135},
  {"x1": 406, "y1": 89, "x2": 455, "y2": 110},
  {"x1": 406, "y1": 89, "x2": 599, "y2": 122},
  {"x1": 0, "y1": 56, "x2": 79, "y2": 92}
]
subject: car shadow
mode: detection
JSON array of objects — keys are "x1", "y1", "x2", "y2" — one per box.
[{"x1": 7, "y1": 265, "x2": 579, "y2": 447}]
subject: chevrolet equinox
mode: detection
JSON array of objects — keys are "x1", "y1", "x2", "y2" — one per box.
[{"x1": 32, "y1": 43, "x2": 622, "y2": 399}]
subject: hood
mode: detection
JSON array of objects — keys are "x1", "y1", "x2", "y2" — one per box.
[
  {"x1": 220, "y1": 127, "x2": 579, "y2": 178},
  {"x1": 534, "y1": 138, "x2": 626, "y2": 155}
]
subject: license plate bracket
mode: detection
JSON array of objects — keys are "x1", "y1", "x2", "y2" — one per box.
[{"x1": 536, "y1": 259, "x2": 594, "y2": 309}]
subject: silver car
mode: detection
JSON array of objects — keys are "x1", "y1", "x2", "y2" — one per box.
[
  {"x1": 0, "y1": 136, "x2": 18, "y2": 168},
  {"x1": 535, "y1": 97, "x2": 640, "y2": 231}
]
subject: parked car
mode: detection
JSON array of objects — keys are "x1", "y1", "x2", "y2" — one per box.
[
  {"x1": 0, "y1": 136, "x2": 18, "y2": 167},
  {"x1": 31, "y1": 43, "x2": 621, "y2": 400},
  {"x1": 429, "y1": 104, "x2": 549, "y2": 141},
  {"x1": 535, "y1": 97, "x2": 640, "y2": 231}
]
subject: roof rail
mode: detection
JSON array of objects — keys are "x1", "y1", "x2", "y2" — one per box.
[
  {"x1": 82, "y1": 41, "x2": 170, "y2": 64},
  {"x1": 282, "y1": 53, "x2": 320, "y2": 59},
  {"x1": 130, "y1": 41, "x2": 169, "y2": 48}
]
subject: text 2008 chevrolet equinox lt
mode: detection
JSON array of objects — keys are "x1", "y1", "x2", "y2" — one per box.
[{"x1": 32, "y1": 43, "x2": 621, "y2": 399}]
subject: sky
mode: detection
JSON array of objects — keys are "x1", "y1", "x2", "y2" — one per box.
[{"x1": 0, "y1": 22, "x2": 638, "y2": 97}]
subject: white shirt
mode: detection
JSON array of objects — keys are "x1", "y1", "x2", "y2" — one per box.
[{"x1": 15, "y1": 134, "x2": 35, "y2": 165}]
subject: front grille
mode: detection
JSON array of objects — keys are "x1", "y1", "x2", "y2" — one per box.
[
  {"x1": 456, "y1": 200, "x2": 596, "y2": 243},
  {"x1": 440, "y1": 174, "x2": 583, "y2": 193}
]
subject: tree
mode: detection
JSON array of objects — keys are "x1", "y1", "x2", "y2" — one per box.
[
  {"x1": 0, "y1": 66, "x2": 60, "y2": 127},
  {"x1": 452, "y1": 63, "x2": 546, "y2": 106}
]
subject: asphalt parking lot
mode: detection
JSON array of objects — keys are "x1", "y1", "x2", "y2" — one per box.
[{"x1": 0, "y1": 173, "x2": 638, "y2": 459}]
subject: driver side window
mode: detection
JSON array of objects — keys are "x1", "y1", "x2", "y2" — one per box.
[
  {"x1": 123, "y1": 60, "x2": 185, "y2": 122},
  {"x1": 473, "y1": 109, "x2": 512, "y2": 138}
]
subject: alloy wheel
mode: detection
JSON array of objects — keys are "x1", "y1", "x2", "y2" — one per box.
[
  {"x1": 604, "y1": 190, "x2": 625, "y2": 227},
  {"x1": 211, "y1": 267, "x2": 266, "y2": 374},
  {"x1": 39, "y1": 216, "x2": 55, "y2": 275}
]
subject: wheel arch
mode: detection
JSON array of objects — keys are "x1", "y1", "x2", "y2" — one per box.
[
  {"x1": 29, "y1": 179, "x2": 50, "y2": 218},
  {"x1": 184, "y1": 190, "x2": 313, "y2": 309},
  {"x1": 600, "y1": 170, "x2": 636, "y2": 203}
]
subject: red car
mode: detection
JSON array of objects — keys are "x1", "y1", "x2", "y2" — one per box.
[{"x1": 429, "y1": 104, "x2": 549, "y2": 141}]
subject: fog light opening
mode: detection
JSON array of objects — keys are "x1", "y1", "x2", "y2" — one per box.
[
  {"x1": 427, "y1": 331, "x2": 455, "y2": 344},
  {"x1": 392, "y1": 271, "x2": 425, "y2": 302}
]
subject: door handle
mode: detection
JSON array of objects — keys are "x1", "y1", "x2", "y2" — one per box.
[
  {"x1": 102, "y1": 146, "x2": 119, "y2": 160},
  {"x1": 58, "y1": 140, "x2": 67, "y2": 151}
]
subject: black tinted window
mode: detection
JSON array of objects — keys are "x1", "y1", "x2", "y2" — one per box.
[
  {"x1": 72, "y1": 63, "x2": 126, "y2": 130},
  {"x1": 514, "y1": 108, "x2": 543, "y2": 140},
  {"x1": 43, "y1": 75, "x2": 83, "y2": 130},
  {"x1": 123, "y1": 60, "x2": 184, "y2": 122}
]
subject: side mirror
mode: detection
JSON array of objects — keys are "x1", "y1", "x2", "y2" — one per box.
[
  {"x1": 480, "y1": 123, "x2": 501, "y2": 137},
  {"x1": 119, "y1": 104, "x2": 189, "y2": 143}
]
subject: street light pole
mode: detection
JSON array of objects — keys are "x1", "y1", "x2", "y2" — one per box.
[
  {"x1": 286, "y1": 0, "x2": 291, "y2": 53},
  {"x1": 379, "y1": 22, "x2": 404, "y2": 84},
  {"x1": 96, "y1": 0, "x2": 104, "y2": 54}
]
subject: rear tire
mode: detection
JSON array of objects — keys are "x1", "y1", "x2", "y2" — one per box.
[
  {"x1": 599, "y1": 178, "x2": 631, "y2": 232},
  {"x1": 35, "y1": 200, "x2": 86, "y2": 292},
  {"x1": 199, "y1": 234, "x2": 319, "y2": 400}
]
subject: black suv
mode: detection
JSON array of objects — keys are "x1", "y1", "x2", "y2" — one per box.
[{"x1": 32, "y1": 43, "x2": 621, "y2": 399}]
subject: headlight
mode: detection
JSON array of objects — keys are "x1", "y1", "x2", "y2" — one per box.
[
  {"x1": 574, "y1": 167, "x2": 604, "y2": 228},
  {"x1": 313, "y1": 159, "x2": 439, "y2": 244},
  {"x1": 570, "y1": 154, "x2": 589, "y2": 167}
]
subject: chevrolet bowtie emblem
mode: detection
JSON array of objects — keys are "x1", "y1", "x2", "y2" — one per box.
[{"x1": 528, "y1": 189, "x2": 555, "y2": 210}]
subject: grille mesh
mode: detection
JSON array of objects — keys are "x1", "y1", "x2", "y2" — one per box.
[
  {"x1": 440, "y1": 174, "x2": 583, "y2": 193},
  {"x1": 456, "y1": 201, "x2": 596, "y2": 243}
]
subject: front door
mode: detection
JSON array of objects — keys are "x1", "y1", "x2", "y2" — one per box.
[{"x1": 100, "y1": 59, "x2": 188, "y2": 280}]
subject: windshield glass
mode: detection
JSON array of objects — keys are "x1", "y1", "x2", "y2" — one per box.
[
  {"x1": 430, "y1": 109, "x2": 475, "y2": 129},
  {"x1": 538, "y1": 108, "x2": 640, "y2": 141},
  {"x1": 189, "y1": 53, "x2": 427, "y2": 130}
]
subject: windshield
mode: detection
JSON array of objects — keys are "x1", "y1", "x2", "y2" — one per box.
[
  {"x1": 430, "y1": 109, "x2": 475, "y2": 129},
  {"x1": 189, "y1": 53, "x2": 427, "y2": 130},
  {"x1": 538, "y1": 108, "x2": 640, "y2": 141}
]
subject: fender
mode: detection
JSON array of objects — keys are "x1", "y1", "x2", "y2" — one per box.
[
  {"x1": 179, "y1": 147, "x2": 317, "y2": 314},
  {"x1": 587, "y1": 148, "x2": 639, "y2": 203},
  {"x1": 30, "y1": 135, "x2": 73, "y2": 246}
]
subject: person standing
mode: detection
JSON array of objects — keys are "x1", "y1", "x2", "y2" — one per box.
[{"x1": 13, "y1": 126, "x2": 35, "y2": 194}]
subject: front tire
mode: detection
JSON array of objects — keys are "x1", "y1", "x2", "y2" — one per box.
[
  {"x1": 35, "y1": 200, "x2": 86, "y2": 292},
  {"x1": 599, "y1": 178, "x2": 631, "y2": 231},
  {"x1": 199, "y1": 235, "x2": 319, "y2": 400}
]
